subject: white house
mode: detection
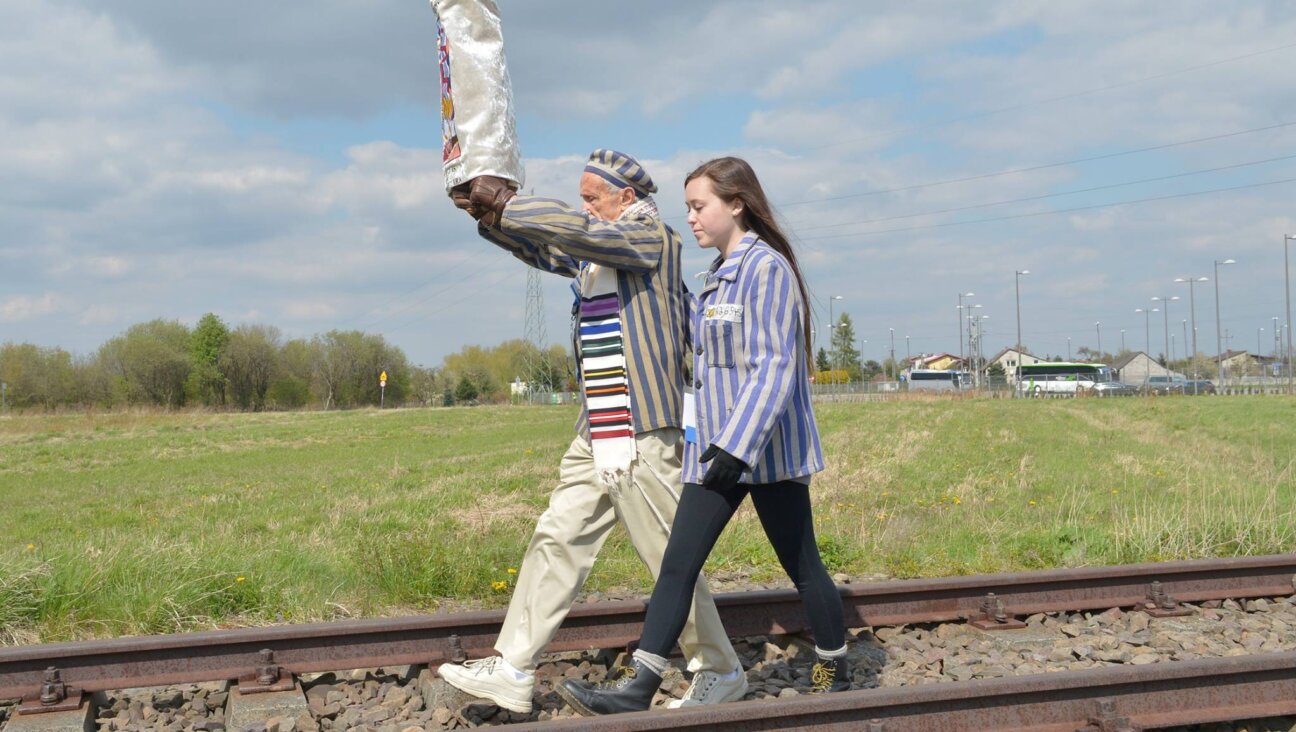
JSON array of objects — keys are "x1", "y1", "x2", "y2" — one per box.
[
  {"x1": 1111, "y1": 352, "x2": 1178, "y2": 384},
  {"x1": 985, "y1": 347, "x2": 1045, "y2": 384}
]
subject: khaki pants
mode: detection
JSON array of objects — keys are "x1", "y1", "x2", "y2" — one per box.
[{"x1": 496, "y1": 428, "x2": 740, "y2": 674}]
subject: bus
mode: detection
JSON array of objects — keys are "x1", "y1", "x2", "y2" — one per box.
[
  {"x1": 1017, "y1": 362, "x2": 1113, "y2": 397},
  {"x1": 907, "y1": 369, "x2": 971, "y2": 392}
]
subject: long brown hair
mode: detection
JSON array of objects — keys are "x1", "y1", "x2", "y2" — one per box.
[{"x1": 685, "y1": 157, "x2": 813, "y2": 362}]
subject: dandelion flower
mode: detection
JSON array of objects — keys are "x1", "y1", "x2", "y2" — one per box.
[
  {"x1": 507, "y1": 567, "x2": 518, "y2": 575},
  {"x1": 235, "y1": 576, "x2": 246, "y2": 583},
  {"x1": 1028, "y1": 500, "x2": 1037, "y2": 506},
  {"x1": 25, "y1": 543, "x2": 35, "y2": 551},
  {"x1": 492, "y1": 580, "x2": 508, "y2": 591}
]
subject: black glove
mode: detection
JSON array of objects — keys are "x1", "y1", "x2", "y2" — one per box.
[
  {"x1": 700, "y1": 444, "x2": 747, "y2": 493},
  {"x1": 466, "y1": 175, "x2": 516, "y2": 228}
]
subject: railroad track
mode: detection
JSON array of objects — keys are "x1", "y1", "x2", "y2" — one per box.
[{"x1": 2, "y1": 554, "x2": 1294, "y2": 730}]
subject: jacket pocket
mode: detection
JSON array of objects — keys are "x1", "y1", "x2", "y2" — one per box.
[{"x1": 703, "y1": 321, "x2": 736, "y2": 368}]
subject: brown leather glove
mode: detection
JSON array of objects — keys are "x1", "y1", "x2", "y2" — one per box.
[
  {"x1": 449, "y1": 182, "x2": 474, "y2": 213},
  {"x1": 467, "y1": 175, "x2": 516, "y2": 228}
]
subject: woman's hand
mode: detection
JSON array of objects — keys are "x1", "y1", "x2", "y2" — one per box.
[{"x1": 700, "y1": 444, "x2": 747, "y2": 493}]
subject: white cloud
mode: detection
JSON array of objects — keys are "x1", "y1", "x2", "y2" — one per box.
[
  {"x1": 49, "y1": 256, "x2": 133, "y2": 278},
  {"x1": 283, "y1": 301, "x2": 338, "y2": 320},
  {"x1": 1, "y1": 293, "x2": 64, "y2": 321},
  {"x1": 1070, "y1": 210, "x2": 1119, "y2": 231},
  {"x1": 3, "y1": 0, "x2": 1296, "y2": 366},
  {"x1": 78, "y1": 304, "x2": 122, "y2": 325}
]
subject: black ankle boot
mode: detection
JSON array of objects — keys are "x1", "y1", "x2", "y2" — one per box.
[
  {"x1": 810, "y1": 657, "x2": 851, "y2": 693},
  {"x1": 558, "y1": 659, "x2": 662, "y2": 716}
]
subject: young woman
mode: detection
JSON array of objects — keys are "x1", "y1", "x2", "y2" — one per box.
[{"x1": 558, "y1": 157, "x2": 851, "y2": 716}]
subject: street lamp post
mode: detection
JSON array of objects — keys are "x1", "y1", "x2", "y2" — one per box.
[
  {"x1": 825, "y1": 322, "x2": 835, "y2": 383},
  {"x1": 1285, "y1": 234, "x2": 1296, "y2": 390},
  {"x1": 1135, "y1": 308, "x2": 1158, "y2": 386},
  {"x1": 1212, "y1": 259, "x2": 1235, "y2": 385},
  {"x1": 1067, "y1": 336, "x2": 1072, "y2": 361},
  {"x1": 957, "y1": 292, "x2": 974, "y2": 368},
  {"x1": 1135, "y1": 309, "x2": 1157, "y2": 355},
  {"x1": 1174, "y1": 276, "x2": 1208, "y2": 379},
  {"x1": 1151, "y1": 296, "x2": 1179, "y2": 366},
  {"x1": 1014, "y1": 269, "x2": 1030, "y2": 391},
  {"x1": 978, "y1": 315, "x2": 989, "y2": 388},
  {"x1": 859, "y1": 338, "x2": 868, "y2": 387},
  {"x1": 1120, "y1": 329, "x2": 1126, "y2": 354},
  {"x1": 889, "y1": 328, "x2": 895, "y2": 381},
  {"x1": 965, "y1": 304, "x2": 983, "y2": 373},
  {"x1": 905, "y1": 335, "x2": 911, "y2": 365},
  {"x1": 828, "y1": 295, "x2": 843, "y2": 384},
  {"x1": 1095, "y1": 322, "x2": 1102, "y2": 360}
]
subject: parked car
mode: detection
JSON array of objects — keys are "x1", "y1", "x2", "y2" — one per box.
[
  {"x1": 1142, "y1": 375, "x2": 1186, "y2": 396},
  {"x1": 1089, "y1": 380, "x2": 1140, "y2": 397},
  {"x1": 1181, "y1": 379, "x2": 1217, "y2": 395}
]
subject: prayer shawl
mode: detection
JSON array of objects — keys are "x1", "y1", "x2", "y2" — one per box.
[
  {"x1": 430, "y1": 0, "x2": 524, "y2": 192},
  {"x1": 579, "y1": 263, "x2": 635, "y2": 483}
]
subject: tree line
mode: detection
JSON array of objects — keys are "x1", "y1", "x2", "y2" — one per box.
[{"x1": 0, "y1": 314, "x2": 573, "y2": 412}]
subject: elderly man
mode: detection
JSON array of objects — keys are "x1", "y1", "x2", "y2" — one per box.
[{"x1": 436, "y1": 150, "x2": 747, "y2": 713}]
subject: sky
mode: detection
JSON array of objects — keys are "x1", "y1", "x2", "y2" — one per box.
[{"x1": 3, "y1": 1, "x2": 1296, "y2": 369}]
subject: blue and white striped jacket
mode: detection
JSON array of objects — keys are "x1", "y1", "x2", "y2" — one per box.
[
  {"x1": 479, "y1": 195, "x2": 689, "y2": 439},
  {"x1": 683, "y1": 235, "x2": 824, "y2": 485}
]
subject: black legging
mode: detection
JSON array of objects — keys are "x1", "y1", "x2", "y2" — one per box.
[{"x1": 639, "y1": 480, "x2": 846, "y2": 659}]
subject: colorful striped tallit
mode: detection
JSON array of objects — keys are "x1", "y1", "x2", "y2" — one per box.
[{"x1": 579, "y1": 264, "x2": 635, "y2": 482}]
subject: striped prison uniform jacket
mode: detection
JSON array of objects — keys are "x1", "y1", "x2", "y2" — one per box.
[
  {"x1": 683, "y1": 235, "x2": 825, "y2": 485},
  {"x1": 479, "y1": 195, "x2": 689, "y2": 439}
]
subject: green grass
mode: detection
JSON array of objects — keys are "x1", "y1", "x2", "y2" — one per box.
[{"x1": 2, "y1": 397, "x2": 1294, "y2": 643}]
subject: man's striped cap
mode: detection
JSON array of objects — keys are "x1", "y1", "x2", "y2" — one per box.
[{"x1": 583, "y1": 149, "x2": 657, "y2": 198}]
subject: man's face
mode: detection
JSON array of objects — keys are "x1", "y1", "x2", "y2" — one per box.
[{"x1": 579, "y1": 172, "x2": 631, "y2": 221}]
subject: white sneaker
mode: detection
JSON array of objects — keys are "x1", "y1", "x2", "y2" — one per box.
[
  {"x1": 667, "y1": 668, "x2": 749, "y2": 708},
  {"x1": 436, "y1": 657, "x2": 534, "y2": 714}
]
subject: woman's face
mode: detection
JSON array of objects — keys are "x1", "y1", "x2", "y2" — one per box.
[{"x1": 685, "y1": 176, "x2": 743, "y2": 253}]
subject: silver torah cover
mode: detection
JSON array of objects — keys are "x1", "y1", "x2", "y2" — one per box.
[{"x1": 432, "y1": 0, "x2": 524, "y2": 193}]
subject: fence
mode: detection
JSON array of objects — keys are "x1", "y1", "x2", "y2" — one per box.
[{"x1": 1216, "y1": 377, "x2": 1295, "y2": 395}]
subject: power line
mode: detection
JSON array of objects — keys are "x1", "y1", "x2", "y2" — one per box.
[
  {"x1": 794, "y1": 153, "x2": 1296, "y2": 233},
  {"x1": 351, "y1": 251, "x2": 490, "y2": 331},
  {"x1": 378, "y1": 260, "x2": 517, "y2": 336},
  {"x1": 659, "y1": 120, "x2": 1296, "y2": 230},
  {"x1": 369, "y1": 44, "x2": 1296, "y2": 344},
  {"x1": 799, "y1": 176, "x2": 1296, "y2": 241},
  {"x1": 803, "y1": 41, "x2": 1296, "y2": 153},
  {"x1": 780, "y1": 121, "x2": 1296, "y2": 208}
]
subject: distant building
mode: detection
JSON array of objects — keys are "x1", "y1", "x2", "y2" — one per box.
[
  {"x1": 985, "y1": 347, "x2": 1045, "y2": 384},
  {"x1": 906, "y1": 352, "x2": 963, "y2": 373},
  {"x1": 1111, "y1": 352, "x2": 1177, "y2": 383},
  {"x1": 1219, "y1": 349, "x2": 1254, "y2": 377}
]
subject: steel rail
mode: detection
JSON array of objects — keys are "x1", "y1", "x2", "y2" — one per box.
[
  {"x1": 507, "y1": 650, "x2": 1296, "y2": 731},
  {"x1": 2, "y1": 553, "x2": 1293, "y2": 701}
]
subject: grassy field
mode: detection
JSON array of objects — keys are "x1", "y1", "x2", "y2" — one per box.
[{"x1": 2, "y1": 396, "x2": 1295, "y2": 644}]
